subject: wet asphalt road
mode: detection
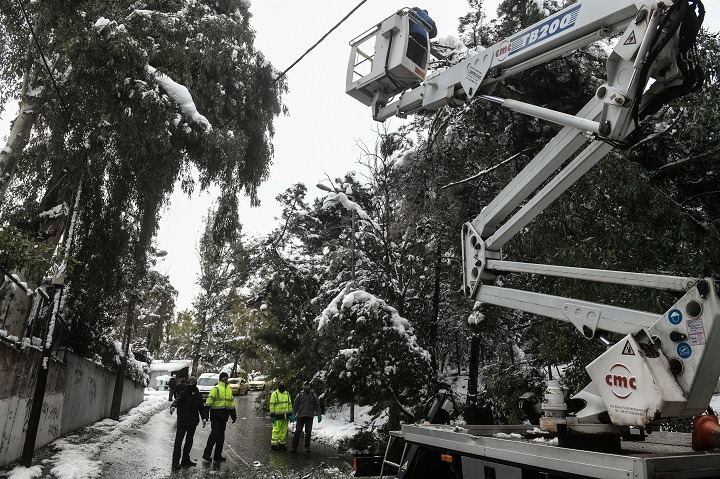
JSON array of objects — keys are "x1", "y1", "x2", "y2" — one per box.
[{"x1": 99, "y1": 391, "x2": 355, "y2": 478}]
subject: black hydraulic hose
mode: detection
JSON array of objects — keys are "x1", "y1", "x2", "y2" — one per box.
[
  {"x1": 634, "y1": 0, "x2": 705, "y2": 121},
  {"x1": 632, "y1": 0, "x2": 686, "y2": 123}
]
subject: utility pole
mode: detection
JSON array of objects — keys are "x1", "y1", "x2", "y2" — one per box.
[
  {"x1": 21, "y1": 285, "x2": 59, "y2": 467},
  {"x1": 349, "y1": 208, "x2": 356, "y2": 423},
  {"x1": 20, "y1": 178, "x2": 79, "y2": 466}
]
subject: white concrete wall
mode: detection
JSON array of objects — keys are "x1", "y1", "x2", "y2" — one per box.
[
  {"x1": 0, "y1": 393, "x2": 64, "y2": 467},
  {"x1": 0, "y1": 340, "x2": 144, "y2": 466},
  {"x1": 60, "y1": 354, "x2": 143, "y2": 435}
]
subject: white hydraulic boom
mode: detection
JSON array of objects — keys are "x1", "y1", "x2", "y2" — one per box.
[{"x1": 347, "y1": 0, "x2": 707, "y2": 436}]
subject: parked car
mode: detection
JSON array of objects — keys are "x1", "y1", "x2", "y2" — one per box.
[
  {"x1": 247, "y1": 375, "x2": 267, "y2": 391},
  {"x1": 197, "y1": 373, "x2": 219, "y2": 398},
  {"x1": 228, "y1": 377, "x2": 249, "y2": 395}
]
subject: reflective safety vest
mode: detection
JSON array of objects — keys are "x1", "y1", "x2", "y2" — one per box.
[
  {"x1": 269, "y1": 390, "x2": 292, "y2": 414},
  {"x1": 206, "y1": 382, "x2": 235, "y2": 411}
]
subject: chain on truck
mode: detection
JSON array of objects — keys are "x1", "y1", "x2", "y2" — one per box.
[{"x1": 345, "y1": 1, "x2": 716, "y2": 478}]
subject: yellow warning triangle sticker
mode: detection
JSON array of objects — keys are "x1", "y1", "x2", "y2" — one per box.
[
  {"x1": 624, "y1": 31, "x2": 637, "y2": 46},
  {"x1": 622, "y1": 340, "x2": 635, "y2": 355}
]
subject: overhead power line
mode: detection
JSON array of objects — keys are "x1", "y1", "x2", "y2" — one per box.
[
  {"x1": 218, "y1": 0, "x2": 370, "y2": 131},
  {"x1": 17, "y1": 0, "x2": 67, "y2": 110},
  {"x1": 270, "y1": 0, "x2": 370, "y2": 89}
]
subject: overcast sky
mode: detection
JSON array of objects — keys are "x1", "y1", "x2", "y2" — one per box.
[
  {"x1": 155, "y1": 0, "x2": 477, "y2": 310},
  {"x1": 1, "y1": 1, "x2": 718, "y2": 311}
]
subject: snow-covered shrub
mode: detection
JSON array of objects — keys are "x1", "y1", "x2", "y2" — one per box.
[{"x1": 317, "y1": 287, "x2": 433, "y2": 420}]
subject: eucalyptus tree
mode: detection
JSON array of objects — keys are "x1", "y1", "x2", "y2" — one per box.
[
  {"x1": 191, "y1": 209, "x2": 248, "y2": 374},
  {"x1": 0, "y1": 0, "x2": 285, "y2": 355},
  {"x1": 134, "y1": 270, "x2": 177, "y2": 354}
]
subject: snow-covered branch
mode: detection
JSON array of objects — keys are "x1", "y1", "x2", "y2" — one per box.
[{"x1": 145, "y1": 65, "x2": 212, "y2": 132}]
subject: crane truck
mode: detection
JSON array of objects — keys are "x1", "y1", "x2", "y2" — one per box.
[{"x1": 346, "y1": 1, "x2": 718, "y2": 478}]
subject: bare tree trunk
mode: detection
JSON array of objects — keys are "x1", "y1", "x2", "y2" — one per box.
[
  {"x1": 0, "y1": 13, "x2": 45, "y2": 203},
  {"x1": 0, "y1": 97, "x2": 41, "y2": 201}
]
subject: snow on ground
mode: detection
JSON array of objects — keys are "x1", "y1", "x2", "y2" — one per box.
[
  {"x1": 0, "y1": 467, "x2": 42, "y2": 479},
  {"x1": 3, "y1": 392, "x2": 167, "y2": 479},
  {"x1": 312, "y1": 404, "x2": 387, "y2": 448}
]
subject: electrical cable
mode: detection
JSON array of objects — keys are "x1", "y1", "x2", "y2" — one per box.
[
  {"x1": 18, "y1": 0, "x2": 369, "y2": 130},
  {"x1": 218, "y1": 0, "x2": 370, "y2": 131},
  {"x1": 16, "y1": 0, "x2": 67, "y2": 111},
  {"x1": 272, "y1": 0, "x2": 369, "y2": 89}
]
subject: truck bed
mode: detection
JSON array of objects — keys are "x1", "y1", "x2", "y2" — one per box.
[{"x1": 396, "y1": 424, "x2": 720, "y2": 478}]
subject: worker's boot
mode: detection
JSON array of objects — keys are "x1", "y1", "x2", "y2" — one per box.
[
  {"x1": 279, "y1": 444, "x2": 287, "y2": 451},
  {"x1": 271, "y1": 444, "x2": 279, "y2": 451}
]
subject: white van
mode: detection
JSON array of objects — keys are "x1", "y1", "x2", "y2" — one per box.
[{"x1": 197, "y1": 373, "x2": 219, "y2": 398}]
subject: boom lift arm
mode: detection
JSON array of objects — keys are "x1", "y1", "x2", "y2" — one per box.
[{"x1": 347, "y1": 0, "x2": 708, "y2": 436}]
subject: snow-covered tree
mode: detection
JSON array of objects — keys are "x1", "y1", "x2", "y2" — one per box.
[
  {"x1": 191, "y1": 209, "x2": 248, "y2": 373},
  {"x1": 317, "y1": 287, "x2": 433, "y2": 422},
  {"x1": 0, "y1": 0, "x2": 285, "y2": 359},
  {"x1": 133, "y1": 270, "x2": 177, "y2": 354}
]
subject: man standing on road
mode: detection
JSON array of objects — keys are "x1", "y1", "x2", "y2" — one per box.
[
  {"x1": 168, "y1": 374, "x2": 177, "y2": 401},
  {"x1": 170, "y1": 376, "x2": 207, "y2": 469},
  {"x1": 291, "y1": 380, "x2": 321, "y2": 453},
  {"x1": 269, "y1": 381, "x2": 292, "y2": 451},
  {"x1": 202, "y1": 372, "x2": 237, "y2": 462}
]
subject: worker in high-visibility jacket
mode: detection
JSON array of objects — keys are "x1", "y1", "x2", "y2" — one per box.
[
  {"x1": 269, "y1": 381, "x2": 293, "y2": 451},
  {"x1": 202, "y1": 372, "x2": 237, "y2": 462}
]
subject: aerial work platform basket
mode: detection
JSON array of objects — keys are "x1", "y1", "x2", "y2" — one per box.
[{"x1": 346, "y1": 8, "x2": 432, "y2": 107}]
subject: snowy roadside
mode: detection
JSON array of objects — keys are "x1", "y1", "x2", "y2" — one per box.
[
  {"x1": 2, "y1": 389, "x2": 168, "y2": 479},
  {"x1": 310, "y1": 404, "x2": 388, "y2": 449}
]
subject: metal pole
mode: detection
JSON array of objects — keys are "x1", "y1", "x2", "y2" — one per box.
[
  {"x1": 350, "y1": 209, "x2": 356, "y2": 283},
  {"x1": 20, "y1": 286, "x2": 57, "y2": 467},
  {"x1": 350, "y1": 208, "x2": 356, "y2": 423}
]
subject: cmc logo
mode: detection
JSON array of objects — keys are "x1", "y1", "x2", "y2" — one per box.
[
  {"x1": 605, "y1": 363, "x2": 637, "y2": 399},
  {"x1": 495, "y1": 40, "x2": 512, "y2": 62}
]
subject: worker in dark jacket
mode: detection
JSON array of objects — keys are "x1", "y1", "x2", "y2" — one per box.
[
  {"x1": 174, "y1": 377, "x2": 187, "y2": 399},
  {"x1": 291, "y1": 381, "x2": 321, "y2": 453},
  {"x1": 170, "y1": 376, "x2": 207, "y2": 469},
  {"x1": 168, "y1": 374, "x2": 177, "y2": 401},
  {"x1": 407, "y1": 7, "x2": 437, "y2": 67},
  {"x1": 202, "y1": 372, "x2": 237, "y2": 462}
]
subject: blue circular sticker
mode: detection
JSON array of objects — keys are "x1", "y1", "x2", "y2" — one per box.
[
  {"x1": 668, "y1": 309, "x2": 683, "y2": 325},
  {"x1": 677, "y1": 342, "x2": 692, "y2": 359}
]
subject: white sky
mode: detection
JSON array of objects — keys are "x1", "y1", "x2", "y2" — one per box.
[
  {"x1": 155, "y1": 0, "x2": 477, "y2": 310},
  {"x1": 1, "y1": 1, "x2": 718, "y2": 311}
]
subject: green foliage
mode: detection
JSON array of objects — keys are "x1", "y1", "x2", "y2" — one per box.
[
  {"x1": 160, "y1": 309, "x2": 197, "y2": 360},
  {"x1": 483, "y1": 362, "x2": 544, "y2": 424},
  {"x1": 318, "y1": 288, "x2": 433, "y2": 416},
  {"x1": 134, "y1": 270, "x2": 177, "y2": 354},
  {"x1": 0, "y1": 226, "x2": 55, "y2": 280},
  {"x1": 0, "y1": 0, "x2": 285, "y2": 361}
]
